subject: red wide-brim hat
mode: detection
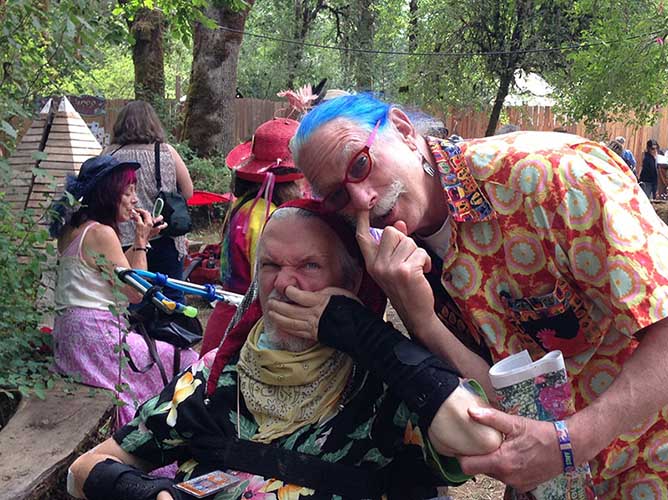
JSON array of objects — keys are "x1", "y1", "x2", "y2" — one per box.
[{"x1": 226, "y1": 117, "x2": 304, "y2": 183}]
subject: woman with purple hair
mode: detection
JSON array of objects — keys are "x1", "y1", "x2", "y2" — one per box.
[{"x1": 49, "y1": 155, "x2": 198, "y2": 428}]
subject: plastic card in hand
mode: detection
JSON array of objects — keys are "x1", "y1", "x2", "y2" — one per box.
[{"x1": 174, "y1": 470, "x2": 240, "y2": 498}]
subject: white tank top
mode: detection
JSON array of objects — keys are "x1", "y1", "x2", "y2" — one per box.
[{"x1": 54, "y1": 222, "x2": 126, "y2": 311}]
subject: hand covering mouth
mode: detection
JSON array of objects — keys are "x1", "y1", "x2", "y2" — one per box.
[{"x1": 269, "y1": 290, "x2": 297, "y2": 305}]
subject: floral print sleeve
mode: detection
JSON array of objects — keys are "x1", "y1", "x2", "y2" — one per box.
[
  {"x1": 113, "y1": 358, "x2": 212, "y2": 473},
  {"x1": 112, "y1": 351, "x2": 465, "y2": 499},
  {"x1": 370, "y1": 390, "x2": 469, "y2": 490}
]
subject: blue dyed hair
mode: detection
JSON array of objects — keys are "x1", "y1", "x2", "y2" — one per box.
[{"x1": 292, "y1": 94, "x2": 392, "y2": 159}]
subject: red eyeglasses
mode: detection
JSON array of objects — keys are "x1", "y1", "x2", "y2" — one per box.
[{"x1": 322, "y1": 120, "x2": 381, "y2": 212}]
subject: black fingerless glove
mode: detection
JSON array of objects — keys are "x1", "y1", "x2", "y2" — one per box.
[
  {"x1": 83, "y1": 458, "x2": 185, "y2": 500},
  {"x1": 319, "y1": 295, "x2": 461, "y2": 429}
]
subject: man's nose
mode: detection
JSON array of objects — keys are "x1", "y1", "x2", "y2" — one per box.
[
  {"x1": 273, "y1": 267, "x2": 298, "y2": 294},
  {"x1": 346, "y1": 183, "x2": 377, "y2": 211}
]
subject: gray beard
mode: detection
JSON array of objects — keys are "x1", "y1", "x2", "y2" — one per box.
[{"x1": 263, "y1": 316, "x2": 316, "y2": 353}]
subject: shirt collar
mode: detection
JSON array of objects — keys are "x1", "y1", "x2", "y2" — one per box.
[
  {"x1": 418, "y1": 214, "x2": 452, "y2": 257},
  {"x1": 426, "y1": 136, "x2": 497, "y2": 223}
]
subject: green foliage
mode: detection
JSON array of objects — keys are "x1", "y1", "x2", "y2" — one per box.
[
  {"x1": 0, "y1": 195, "x2": 58, "y2": 398},
  {"x1": 59, "y1": 41, "x2": 192, "y2": 101},
  {"x1": 237, "y1": 0, "x2": 352, "y2": 98},
  {"x1": 0, "y1": 0, "x2": 112, "y2": 98},
  {"x1": 111, "y1": 0, "x2": 213, "y2": 46},
  {"x1": 551, "y1": 0, "x2": 668, "y2": 128},
  {"x1": 174, "y1": 142, "x2": 232, "y2": 195},
  {"x1": 111, "y1": 0, "x2": 248, "y2": 48},
  {"x1": 0, "y1": 0, "x2": 114, "y2": 165},
  {"x1": 236, "y1": 0, "x2": 668, "y2": 135},
  {"x1": 59, "y1": 45, "x2": 136, "y2": 99}
]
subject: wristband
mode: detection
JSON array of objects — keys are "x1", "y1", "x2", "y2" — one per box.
[
  {"x1": 554, "y1": 420, "x2": 576, "y2": 473},
  {"x1": 132, "y1": 247, "x2": 148, "y2": 252}
]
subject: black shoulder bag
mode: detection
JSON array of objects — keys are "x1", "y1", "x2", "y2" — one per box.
[
  {"x1": 155, "y1": 142, "x2": 192, "y2": 237},
  {"x1": 125, "y1": 290, "x2": 203, "y2": 385}
]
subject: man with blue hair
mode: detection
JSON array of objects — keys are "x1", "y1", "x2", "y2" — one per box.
[{"x1": 273, "y1": 93, "x2": 668, "y2": 497}]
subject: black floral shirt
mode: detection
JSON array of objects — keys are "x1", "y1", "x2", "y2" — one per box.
[{"x1": 114, "y1": 352, "x2": 466, "y2": 500}]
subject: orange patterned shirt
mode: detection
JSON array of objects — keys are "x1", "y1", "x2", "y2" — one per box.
[{"x1": 426, "y1": 132, "x2": 668, "y2": 499}]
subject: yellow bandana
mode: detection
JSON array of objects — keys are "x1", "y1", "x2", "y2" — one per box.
[{"x1": 237, "y1": 319, "x2": 353, "y2": 443}]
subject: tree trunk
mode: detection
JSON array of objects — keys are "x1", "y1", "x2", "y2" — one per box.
[
  {"x1": 285, "y1": 1, "x2": 326, "y2": 90},
  {"x1": 181, "y1": 1, "x2": 255, "y2": 157},
  {"x1": 130, "y1": 8, "x2": 165, "y2": 106},
  {"x1": 286, "y1": 8, "x2": 308, "y2": 90},
  {"x1": 352, "y1": 0, "x2": 374, "y2": 91},
  {"x1": 408, "y1": 0, "x2": 418, "y2": 53},
  {"x1": 485, "y1": 1, "x2": 525, "y2": 137},
  {"x1": 485, "y1": 71, "x2": 513, "y2": 137}
]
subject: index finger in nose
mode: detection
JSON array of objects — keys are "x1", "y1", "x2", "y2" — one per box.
[{"x1": 355, "y1": 210, "x2": 377, "y2": 263}]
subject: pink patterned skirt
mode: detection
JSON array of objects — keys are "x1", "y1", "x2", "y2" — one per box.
[{"x1": 52, "y1": 307, "x2": 199, "y2": 428}]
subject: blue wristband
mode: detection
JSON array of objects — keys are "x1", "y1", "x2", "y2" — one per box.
[{"x1": 554, "y1": 420, "x2": 576, "y2": 473}]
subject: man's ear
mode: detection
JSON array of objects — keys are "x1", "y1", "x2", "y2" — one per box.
[{"x1": 388, "y1": 108, "x2": 418, "y2": 149}]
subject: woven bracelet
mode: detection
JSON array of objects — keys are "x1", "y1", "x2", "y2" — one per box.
[{"x1": 554, "y1": 420, "x2": 576, "y2": 473}]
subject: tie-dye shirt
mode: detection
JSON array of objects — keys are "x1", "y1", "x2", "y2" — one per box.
[
  {"x1": 425, "y1": 132, "x2": 668, "y2": 499},
  {"x1": 220, "y1": 196, "x2": 276, "y2": 295}
]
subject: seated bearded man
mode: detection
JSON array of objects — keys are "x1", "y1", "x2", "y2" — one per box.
[{"x1": 68, "y1": 201, "x2": 502, "y2": 500}]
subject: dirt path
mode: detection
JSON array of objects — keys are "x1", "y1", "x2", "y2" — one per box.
[{"x1": 450, "y1": 475, "x2": 505, "y2": 499}]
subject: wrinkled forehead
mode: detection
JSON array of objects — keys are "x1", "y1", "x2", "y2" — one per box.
[
  {"x1": 259, "y1": 211, "x2": 341, "y2": 256},
  {"x1": 294, "y1": 118, "x2": 372, "y2": 191}
]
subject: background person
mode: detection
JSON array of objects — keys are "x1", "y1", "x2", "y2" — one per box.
[
  {"x1": 103, "y1": 100, "x2": 194, "y2": 303},
  {"x1": 289, "y1": 93, "x2": 668, "y2": 497},
  {"x1": 200, "y1": 118, "x2": 304, "y2": 356},
  {"x1": 606, "y1": 138, "x2": 624, "y2": 158},
  {"x1": 639, "y1": 138, "x2": 659, "y2": 199},
  {"x1": 656, "y1": 149, "x2": 668, "y2": 199},
  {"x1": 69, "y1": 201, "x2": 502, "y2": 500},
  {"x1": 49, "y1": 156, "x2": 198, "y2": 428},
  {"x1": 615, "y1": 135, "x2": 638, "y2": 176}
]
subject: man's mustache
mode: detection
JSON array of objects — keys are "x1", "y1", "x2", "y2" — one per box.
[
  {"x1": 268, "y1": 290, "x2": 296, "y2": 304},
  {"x1": 343, "y1": 179, "x2": 407, "y2": 229}
]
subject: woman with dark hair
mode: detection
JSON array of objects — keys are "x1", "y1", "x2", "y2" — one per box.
[
  {"x1": 103, "y1": 100, "x2": 194, "y2": 303},
  {"x1": 49, "y1": 155, "x2": 198, "y2": 427},
  {"x1": 639, "y1": 139, "x2": 659, "y2": 199},
  {"x1": 199, "y1": 118, "x2": 305, "y2": 355}
]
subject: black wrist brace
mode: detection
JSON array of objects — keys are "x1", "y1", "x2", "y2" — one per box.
[
  {"x1": 83, "y1": 458, "x2": 184, "y2": 500},
  {"x1": 319, "y1": 296, "x2": 461, "y2": 429}
]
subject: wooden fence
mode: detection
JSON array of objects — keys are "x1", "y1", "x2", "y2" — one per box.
[
  {"x1": 16, "y1": 97, "x2": 668, "y2": 163},
  {"x1": 16, "y1": 97, "x2": 285, "y2": 150}
]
